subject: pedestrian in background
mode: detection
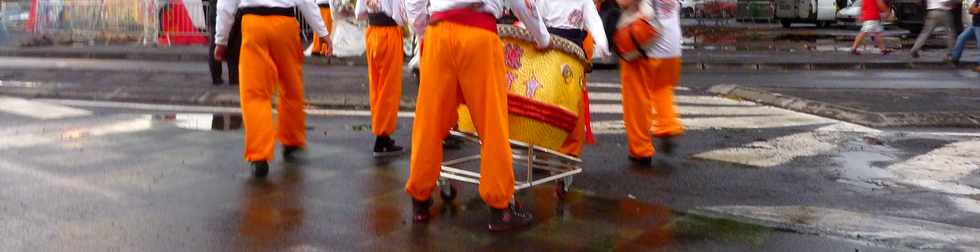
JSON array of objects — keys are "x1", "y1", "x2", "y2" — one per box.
[
  {"x1": 951, "y1": 0, "x2": 980, "y2": 72},
  {"x1": 214, "y1": 0, "x2": 331, "y2": 177},
  {"x1": 614, "y1": 0, "x2": 684, "y2": 165},
  {"x1": 355, "y1": 0, "x2": 406, "y2": 156},
  {"x1": 206, "y1": 0, "x2": 242, "y2": 86},
  {"x1": 849, "y1": 0, "x2": 892, "y2": 55},
  {"x1": 909, "y1": 0, "x2": 957, "y2": 59}
]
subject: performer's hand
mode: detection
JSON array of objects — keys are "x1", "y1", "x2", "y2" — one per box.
[
  {"x1": 214, "y1": 45, "x2": 227, "y2": 62},
  {"x1": 319, "y1": 36, "x2": 332, "y2": 56},
  {"x1": 536, "y1": 40, "x2": 551, "y2": 50}
]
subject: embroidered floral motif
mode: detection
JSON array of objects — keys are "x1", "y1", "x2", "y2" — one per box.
[
  {"x1": 561, "y1": 64, "x2": 572, "y2": 80},
  {"x1": 568, "y1": 9, "x2": 584, "y2": 28},
  {"x1": 525, "y1": 78, "x2": 542, "y2": 98},
  {"x1": 504, "y1": 44, "x2": 524, "y2": 69}
]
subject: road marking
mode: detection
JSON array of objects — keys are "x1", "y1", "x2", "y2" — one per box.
[
  {"x1": 949, "y1": 196, "x2": 980, "y2": 214},
  {"x1": 0, "y1": 96, "x2": 92, "y2": 119},
  {"x1": 0, "y1": 115, "x2": 153, "y2": 150},
  {"x1": 691, "y1": 130, "x2": 838, "y2": 168},
  {"x1": 695, "y1": 205, "x2": 980, "y2": 251},
  {"x1": 587, "y1": 82, "x2": 690, "y2": 91},
  {"x1": 887, "y1": 140, "x2": 980, "y2": 195}
]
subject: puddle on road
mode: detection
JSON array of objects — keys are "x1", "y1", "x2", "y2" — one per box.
[
  {"x1": 833, "y1": 151, "x2": 898, "y2": 190},
  {"x1": 153, "y1": 113, "x2": 243, "y2": 131}
]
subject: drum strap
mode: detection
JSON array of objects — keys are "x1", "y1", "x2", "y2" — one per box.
[
  {"x1": 239, "y1": 6, "x2": 296, "y2": 17},
  {"x1": 431, "y1": 8, "x2": 497, "y2": 33},
  {"x1": 368, "y1": 13, "x2": 398, "y2": 26},
  {"x1": 546, "y1": 27, "x2": 586, "y2": 49}
]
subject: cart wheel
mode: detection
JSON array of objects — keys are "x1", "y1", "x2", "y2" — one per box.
[{"x1": 440, "y1": 181, "x2": 458, "y2": 201}]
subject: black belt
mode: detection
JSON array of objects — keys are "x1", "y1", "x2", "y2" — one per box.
[
  {"x1": 239, "y1": 6, "x2": 295, "y2": 17},
  {"x1": 547, "y1": 27, "x2": 587, "y2": 49},
  {"x1": 368, "y1": 13, "x2": 398, "y2": 26},
  {"x1": 318, "y1": 3, "x2": 330, "y2": 8}
]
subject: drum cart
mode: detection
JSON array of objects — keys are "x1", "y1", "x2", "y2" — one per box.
[{"x1": 436, "y1": 131, "x2": 583, "y2": 201}]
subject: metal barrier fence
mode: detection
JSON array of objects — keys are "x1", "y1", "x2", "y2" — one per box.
[{"x1": 27, "y1": 0, "x2": 316, "y2": 46}]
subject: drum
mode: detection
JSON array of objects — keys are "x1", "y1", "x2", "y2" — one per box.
[{"x1": 457, "y1": 25, "x2": 590, "y2": 151}]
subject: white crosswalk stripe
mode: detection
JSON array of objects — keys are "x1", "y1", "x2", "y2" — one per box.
[{"x1": 0, "y1": 96, "x2": 92, "y2": 119}]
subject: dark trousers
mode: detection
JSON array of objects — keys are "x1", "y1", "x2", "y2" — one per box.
[{"x1": 209, "y1": 13, "x2": 242, "y2": 84}]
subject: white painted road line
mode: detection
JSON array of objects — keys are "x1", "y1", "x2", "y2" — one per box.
[
  {"x1": 37, "y1": 99, "x2": 417, "y2": 118},
  {"x1": 0, "y1": 96, "x2": 92, "y2": 119}
]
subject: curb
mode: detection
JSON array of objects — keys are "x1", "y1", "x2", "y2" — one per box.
[
  {"x1": 707, "y1": 84, "x2": 980, "y2": 128},
  {"x1": 0, "y1": 48, "x2": 368, "y2": 66}
]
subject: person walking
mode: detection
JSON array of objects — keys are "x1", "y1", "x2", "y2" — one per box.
[
  {"x1": 614, "y1": 0, "x2": 683, "y2": 165},
  {"x1": 214, "y1": 0, "x2": 331, "y2": 177},
  {"x1": 849, "y1": 0, "x2": 892, "y2": 55},
  {"x1": 355, "y1": 0, "x2": 407, "y2": 156},
  {"x1": 951, "y1": 0, "x2": 980, "y2": 72},
  {"x1": 403, "y1": 0, "x2": 552, "y2": 231},
  {"x1": 206, "y1": 0, "x2": 243, "y2": 85},
  {"x1": 538, "y1": 0, "x2": 612, "y2": 157},
  {"x1": 909, "y1": 0, "x2": 957, "y2": 59}
]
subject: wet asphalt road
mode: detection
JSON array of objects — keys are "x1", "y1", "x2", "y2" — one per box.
[
  {"x1": 0, "y1": 106, "x2": 906, "y2": 251},
  {"x1": 1, "y1": 57, "x2": 979, "y2": 250}
]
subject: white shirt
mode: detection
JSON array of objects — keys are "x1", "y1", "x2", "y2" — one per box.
[
  {"x1": 619, "y1": 0, "x2": 681, "y2": 58},
  {"x1": 215, "y1": 0, "x2": 330, "y2": 45},
  {"x1": 355, "y1": 0, "x2": 406, "y2": 25},
  {"x1": 538, "y1": 0, "x2": 610, "y2": 58},
  {"x1": 405, "y1": 0, "x2": 552, "y2": 47},
  {"x1": 926, "y1": 0, "x2": 953, "y2": 10},
  {"x1": 316, "y1": 0, "x2": 330, "y2": 4}
]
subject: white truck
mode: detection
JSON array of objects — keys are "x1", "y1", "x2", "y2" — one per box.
[{"x1": 775, "y1": 0, "x2": 839, "y2": 27}]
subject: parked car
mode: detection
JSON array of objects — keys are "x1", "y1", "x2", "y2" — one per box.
[{"x1": 775, "y1": 0, "x2": 840, "y2": 27}]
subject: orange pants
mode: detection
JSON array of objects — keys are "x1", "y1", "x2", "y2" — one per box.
[
  {"x1": 620, "y1": 57, "x2": 683, "y2": 158},
  {"x1": 311, "y1": 7, "x2": 333, "y2": 55},
  {"x1": 365, "y1": 26, "x2": 403, "y2": 136},
  {"x1": 405, "y1": 22, "x2": 513, "y2": 209},
  {"x1": 558, "y1": 34, "x2": 596, "y2": 156},
  {"x1": 238, "y1": 15, "x2": 306, "y2": 161}
]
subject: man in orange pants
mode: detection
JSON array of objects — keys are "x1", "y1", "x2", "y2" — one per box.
[
  {"x1": 311, "y1": 0, "x2": 334, "y2": 56},
  {"x1": 404, "y1": 0, "x2": 551, "y2": 231},
  {"x1": 215, "y1": 0, "x2": 331, "y2": 177},
  {"x1": 615, "y1": 0, "x2": 683, "y2": 164},
  {"x1": 538, "y1": 0, "x2": 611, "y2": 156},
  {"x1": 355, "y1": 0, "x2": 406, "y2": 156}
]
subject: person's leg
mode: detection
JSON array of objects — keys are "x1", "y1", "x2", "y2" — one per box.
[
  {"x1": 974, "y1": 26, "x2": 980, "y2": 65},
  {"x1": 649, "y1": 58, "x2": 684, "y2": 139},
  {"x1": 365, "y1": 26, "x2": 404, "y2": 141},
  {"x1": 238, "y1": 15, "x2": 279, "y2": 163},
  {"x1": 951, "y1": 26, "x2": 975, "y2": 62},
  {"x1": 208, "y1": 41, "x2": 223, "y2": 85},
  {"x1": 454, "y1": 25, "x2": 514, "y2": 210},
  {"x1": 620, "y1": 58, "x2": 656, "y2": 159},
  {"x1": 227, "y1": 13, "x2": 242, "y2": 85},
  {"x1": 911, "y1": 10, "x2": 941, "y2": 54},
  {"x1": 873, "y1": 32, "x2": 890, "y2": 54},
  {"x1": 939, "y1": 10, "x2": 956, "y2": 51},
  {"x1": 405, "y1": 22, "x2": 462, "y2": 206},
  {"x1": 851, "y1": 31, "x2": 867, "y2": 52},
  {"x1": 266, "y1": 16, "x2": 306, "y2": 150}
]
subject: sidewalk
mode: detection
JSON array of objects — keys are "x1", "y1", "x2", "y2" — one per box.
[{"x1": 4, "y1": 45, "x2": 977, "y2": 70}]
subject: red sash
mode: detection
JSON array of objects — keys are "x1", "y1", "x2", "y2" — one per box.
[{"x1": 430, "y1": 8, "x2": 497, "y2": 33}]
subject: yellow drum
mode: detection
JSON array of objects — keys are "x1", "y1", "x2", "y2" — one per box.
[{"x1": 457, "y1": 25, "x2": 590, "y2": 151}]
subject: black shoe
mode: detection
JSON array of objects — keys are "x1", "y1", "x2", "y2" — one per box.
[
  {"x1": 488, "y1": 203, "x2": 534, "y2": 232},
  {"x1": 656, "y1": 136, "x2": 676, "y2": 156},
  {"x1": 282, "y1": 145, "x2": 304, "y2": 162},
  {"x1": 374, "y1": 135, "x2": 404, "y2": 157},
  {"x1": 251, "y1": 161, "x2": 269, "y2": 178},
  {"x1": 212, "y1": 79, "x2": 224, "y2": 86},
  {"x1": 910, "y1": 51, "x2": 920, "y2": 58},
  {"x1": 412, "y1": 198, "x2": 433, "y2": 223},
  {"x1": 442, "y1": 135, "x2": 465, "y2": 150},
  {"x1": 629, "y1": 155, "x2": 652, "y2": 165},
  {"x1": 229, "y1": 81, "x2": 239, "y2": 86}
]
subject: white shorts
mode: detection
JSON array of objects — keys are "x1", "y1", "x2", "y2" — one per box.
[{"x1": 861, "y1": 20, "x2": 883, "y2": 33}]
